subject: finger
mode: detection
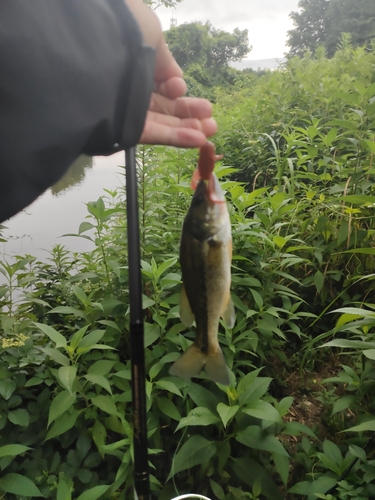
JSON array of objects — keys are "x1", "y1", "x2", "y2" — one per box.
[
  {"x1": 140, "y1": 114, "x2": 217, "y2": 148},
  {"x1": 156, "y1": 76, "x2": 187, "y2": 99},
  {"x1": 153, "y1": 37, "x2": 183, "y2": 83},
  {"x1": 149, "y1": 93, "x2": 213, "y2": 120}
]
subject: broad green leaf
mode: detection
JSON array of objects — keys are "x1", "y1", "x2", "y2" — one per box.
[
  {"x1": 0, "y1": 444, "x2": 31, "y2": 459},
  {"x1": 157, "y1": 398, "x2": 181, "y2": 421},
  {"x1": 48, "y1": 306, "x2": 86, "y2": 317},
  {"x1": 167, "y1": 435, "x2": 216, "y2": 480},
  {"x1": 216, "y1": 403, "x2": 239, "y2": 428},
  {"x1": 84, "y1": 374, "x2": 112, "y2": 395},
  {"x1": 323, "y1": 339, "x2": 375, "y2": 350},
  {"x1": 48, "y1": 390, "x2": 77, "y2": 427},
  {"x1": 34, "y1": 322, "x2": 67, "y2": 347},
  {"x1": 0, "y1": 379, "x2": 16, "y2": 400},
  {"x1": 92, "y1": 420, "x2": 107, "y2": 452},
  {"x1": 238, "y1": 377, "x2": 272, "y2": 406},
  {"x1": 236, "y1": 425, "x2": 288, "y2": 456},
  {"x1": 41, "y1": 347, "x2": 70, "y2": 366},
  {"x1": 210, "y1": 479, "x2": 225, "y2": 500},
  {"x1": 175, "y1": 407, "x2": 220, "y2": 431},
  {"x1": 70, "y1": 325, "x2": 89, "y2": 351},
  {"x1": 155, "y1": 257, "x2": 178, "y2": 280},
  {"x1": 78, "y1": 221, "x2": 95, "y2": 234},
  {"x1": 233, "y1": 456, "x2": 283, "y2": 500},
  {"x1": 188, "y1": 382, "x2": 220, "y2": 414},
  {"x1": 58, "y1": 365, "x2": 77, "y2": 393},
  {"x1": 78, "y1": 330, "x2": 105, "y2": 348},
  {"x1": 76, "y1": 485, "x2": 110, "y2": 500},
  {"x1": 332, "y1": 395, "x2": 356, "y2": 416},
  {"x1": 0, "y1": 473, "x2": 44, "y2": 497},
  {"x1": 57, "y1": 473, "x2": 73, "y2": 500},
  {"x1": 45, "y1": 409, "x2": 81, "y2": 441},
  {"x1": 155, "y1": 379, "x2": 182, "y2": 397},
  {"x1": 88, "y1": 360, "x2": 116, "y2": 376},
  {"x1": 8, "y1": 409, "x2": 29, "y2": 427},
  {"x1": 273, "y1": 452, "x2": 289, "y2": 487},
  {"x1": 91, "y1": 395, "x2": 121, "y2": 417},
  {"x1": 283, "y1": 421, "x2": 317, "y2": 439},
  {"x1": 344, "y1": 419, "x2": 375, "y2": 433},
  {"x1": 243, "y1": 400, "x2": 282, "y2": 424},
  {"x1": 276, "y1": 396, "x2": 293, "y2": 417},
  {"x1": 237, "y1": 368, "x2": 263, "y2": 396},
  {"x1": 363, "y1": 349, "x2": 375, "y2": 360}
]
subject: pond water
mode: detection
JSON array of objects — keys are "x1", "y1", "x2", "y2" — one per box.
[{"x1": 0, "y1": 152, "x2": 125, "y2": 260}]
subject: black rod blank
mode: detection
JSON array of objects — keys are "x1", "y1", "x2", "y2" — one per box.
[{"x1": 125, "y1": 148, "x2": 150, "y2": 500}]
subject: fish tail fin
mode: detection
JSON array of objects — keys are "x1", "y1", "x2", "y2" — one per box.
[
  {"x1": 205, "y1": 347, "x2": 230, "y2": 386},
  {"x1": 170, "y1": 343, "x2": 230, "y2": 386},
  {"x1": 170, "y1": 344, "x2": 205, "y2": 380}
]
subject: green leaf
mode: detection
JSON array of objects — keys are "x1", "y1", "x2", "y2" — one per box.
[
  {"x1": 167, "y1": 435, "x2": 216, "y2": 480},
  {"x1": 92, "y1": 420, "x2": 107, "y2": 453},
  {"x1": 91, "y1": 395, "x2": 121, "y2": 417},
  {"x1": 0, "y1": 444, "x2": 31, "y2": 459},
  {"x1": 155, "y1": 379, "x2": 183, "y2": 397},
  {"x1": 273, "y1": 452, "x2": 289, "y2": 487},
  {"x1": 0, "y1": 379, "x2": 16, "y2": 400},
  {"x1": 45, "y1": 409, "x2": 81, "y2": 441},
  {"x1": 70, "y1": 326, "x2": 89, "y2": 351},
  {"x1": 34, "y1": 322, "x2": 67, "y2": 347},
  {"x1": 243, "y1": 400, "x2": 282, "y2": 424},
  {"x1": 78, "y1": 330, "x2": 105, "y2": 348},
  {"x1": 0, "y1": 473, "x2": 44, "y2": 497},
  {"x1": 363, "y1": 349, "x2": 375, "y2": 360},
  {"x1": 76, "y1": 485, "x2": 110, "y2": 500},
  {"x1": 236, "y1": 426, "x2": 288, "y2": 456},
  {"x1": 58, "y1": 365, "x2": 77, "y2": 393},
  {"x1": 8, "y1": 409, "x2": 29, "y2": 427},
  {"x1": 314, "y1": 270, "x2": 324, "y2": 293},
  {"x1": 88, "y1": 360, "x2": 116, "y2": 376},
  {"x1": 175, "y1": 407, "x2": 220, "y2": 431},
  {"x1": 41, "y1": 347, "x2": 70, "y2": 366},
  {"x1": 332, "y1": 395, "x2": 356, "y2": 416},
  {"x1": 84, "y1": 374, "x2": 112, "y2": 395},
  {"x1": 283, "y1": 421, "x2": 317, "y2": 439},
  {"x1": 157, "y1": 398, "x2": 181, "y2": 421},
  {"x1": 344, "y1": 419, "x2": 375, "y2": 433},
  {"x1": 48, "y1": 390, "x2": 77, "y2": 427},
  {"x1": 238, "y1": 377, "x2": 272, "y2": 406},
  {"x1": 56, "y1": 473, "x2": 73, "y2": 500},
  {"x1": 216, "y1": 403, "x2": 239, "y2": 428}
]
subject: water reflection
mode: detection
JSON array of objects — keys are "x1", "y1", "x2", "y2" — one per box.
[
  {"x1": 0, "y1": 152, "x2": 125, "y2": 259},
  {"x1": 51, "y1": 155, "x2": 93, "y2": 196}
]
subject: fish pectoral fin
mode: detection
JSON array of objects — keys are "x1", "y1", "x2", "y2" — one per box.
[
  {"x1": 205, "y1": 347, "x2": 230, "y2": 386},
  {"x1": 221, "y1": 295, "x2": 235, "y2": 329},
  {"x1": 169, "y1": 344, "x2": 205, "y2": 379},
  {"x1": 179, "y1": 285, "x2": 195, "y2": 327}
]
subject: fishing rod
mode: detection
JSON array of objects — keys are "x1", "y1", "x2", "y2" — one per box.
[
  {"x1": 125, "y1": 147, "x2": 215, "y2": 500},
  {"x1": 125, "y1": 147, "x2": 150, "y2": 500}
]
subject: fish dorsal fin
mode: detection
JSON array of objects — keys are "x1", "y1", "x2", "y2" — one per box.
[
  {"x1": 221, "y1": 295, "x2": 235, "y2": 329},
  {"x1": 179, "y1": 285, "x2": 195, "y2": 327}
]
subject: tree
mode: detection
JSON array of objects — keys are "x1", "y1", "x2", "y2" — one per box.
[
  {"x1": 286, "y1": 0, "x2": 375, "y2": 57},
  {"x1": 164, "y1": 22, "x2": 250, "y2": 91}
]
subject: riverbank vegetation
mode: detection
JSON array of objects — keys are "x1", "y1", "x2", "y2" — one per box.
[{"x1": 1, "y1": 39, "x2": 375, "y2": 499}]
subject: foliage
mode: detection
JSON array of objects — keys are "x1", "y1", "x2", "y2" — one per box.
[
  {"x1": 164, "y1": 21, "x2": 250, "y2": 95},
  {"x1": 2, "y1": 43, "x2": 375, "y2": 499},
  {"x1": 287, "y1": 0, "x2": 375, "y2": 57}
]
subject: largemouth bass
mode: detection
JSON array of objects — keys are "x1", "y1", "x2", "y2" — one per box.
[{"x1": 170, "y1": 145, "x2": 235, "y2": 385}]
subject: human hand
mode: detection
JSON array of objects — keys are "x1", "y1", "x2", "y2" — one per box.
[{"x1": 124, "y1": 0, "x2": 217, "y2": 148}]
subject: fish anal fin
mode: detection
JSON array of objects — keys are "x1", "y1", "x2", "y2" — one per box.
[
  {"x1": 205, "y1": 347, "x2": 230, "y2": 385},
  {"x1": 222, "y1": 295, "x2": 235, "y2": 329},
  {"x1": 179, "y1": 285, "x2": 194, "y2": 327},
  {"x1": 169, "y1": 344, "x2": 205, "y2": 379}
]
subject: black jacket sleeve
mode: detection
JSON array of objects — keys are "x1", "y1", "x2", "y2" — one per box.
[{"x1": 0, "y1": 0, "x2": 155, "y2": 223}]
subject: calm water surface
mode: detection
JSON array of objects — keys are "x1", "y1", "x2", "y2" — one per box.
[{"x1": 1, "y1": 152, "x2": 125, "y2": 260}]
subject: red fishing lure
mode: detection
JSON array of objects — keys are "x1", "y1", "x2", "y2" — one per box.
[{"x1": 190, "y1": 142, "x2": 224, "y2": 203}]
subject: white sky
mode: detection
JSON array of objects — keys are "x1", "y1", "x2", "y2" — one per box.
[{"x1": 156, "y1": 0, "x2": 300, "y2": 59}]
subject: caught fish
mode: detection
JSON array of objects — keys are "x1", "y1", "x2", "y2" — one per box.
[{"x1": 170, "y1": 144, "x2": 235, "y2": 385}]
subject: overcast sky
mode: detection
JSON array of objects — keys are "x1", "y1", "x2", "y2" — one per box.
[{"x1": 156, "y1": 0, "x2": 301, "y2": 60}]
